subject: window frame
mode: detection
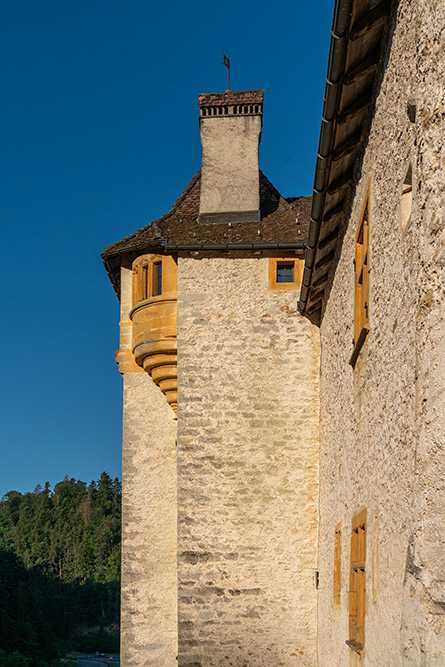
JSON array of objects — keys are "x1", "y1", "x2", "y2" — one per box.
[
  {"x1": 268, "y1": 256, "x2": 303, "y2": 290},
  {"x1": 132, "y1": 255, "x2": 164, "y2": 307},
  {"x1": 276, "y1": 262, "x2": 294, "y2": 283},
  {"x1": 153, "y1": 262, "x2": 162, "y2": 296},
  {"x1": 346, "y1": 508, "x2": 367, "y2": 655},
  {"x1": 401, "y1": 164, "x2": 413, "y2": 231},
  {"x1": 135, "y1": 261, "x2": 150, "y2": 304},
  {"x1": 334, "y1": 522, "x2": 342, "y2": 606},
  {"x1": 350, "y1": 190, "x2": 370, "y2": 366}
]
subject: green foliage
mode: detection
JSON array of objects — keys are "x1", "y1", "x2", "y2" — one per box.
[
  {"x1": 0, "y1": 474, "x2": 121, "y2": 665},
  {"x1": 0, "y1": 650, "x2": 32, "y2": 667},
  {"x1": 0, "y1": 473, "x2": 121, "y2": 584}
]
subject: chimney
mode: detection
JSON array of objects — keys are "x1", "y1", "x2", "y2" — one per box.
[{"x1": 198, "y1": 90, "x2": 264, "y2": 223}]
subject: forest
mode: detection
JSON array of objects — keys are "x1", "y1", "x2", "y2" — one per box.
[{"x1": 0, "y1": 473, "x2": 121, "y2": 666}]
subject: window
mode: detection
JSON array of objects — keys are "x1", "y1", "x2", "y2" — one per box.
[
  {"x1": 334, "y1": 522, "x2": 342, "y2": 606},
  {"x1": 276, "y1": 263, "x2": 294, "y2": 283},
  {"x1": 142, "y1": 265, "x2": 149, "y2": 300},
  {"x1": 268, "y1": 257, "x2": 303, "y2": 290},
  {"x1": 401, "y1": 165, "x2": 412, "y2": 230},
  {"x1": 132, "y1": 255, "x2": 165, "y2": 306},
  {"x1": 347, "y1": 509, "x2": 367, "y2": 654},
  {"x1": 135, "y1": 261, "x2": 150, "y2": 303},
  {"x1": 153, "y1": 262, "x2": 162, "y2": 296},
  {"x1": 350, "y1": 194, "x2": 370, "y2": 365}
]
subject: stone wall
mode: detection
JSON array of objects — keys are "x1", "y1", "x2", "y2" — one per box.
[
  {"x1": 176, "y1": 253, "x2": 320, "y2": 666},
  {"x1": 119, "y1": 263, "x2": 178, "y2": 667},
  {"x1": 317, "y1": 0, "x2": 445, "y2": 664},
  {"x1": 401, "y1": 0, "x2": 445, "y2": 662}
]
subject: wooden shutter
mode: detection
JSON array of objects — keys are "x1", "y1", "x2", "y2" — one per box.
[
  {"x1": 354, "y1": 199, "x2": 370, "y2": 343},
  {"x1": 347, "y1": 509, "x2": 367, "y2": 653}
]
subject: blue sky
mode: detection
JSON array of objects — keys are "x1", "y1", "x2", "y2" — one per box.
[{"x1": 0, "y1": 0, "x2": 334, "y2": 497}]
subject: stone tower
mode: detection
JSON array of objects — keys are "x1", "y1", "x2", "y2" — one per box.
[{"x1": 103, "y1": 89, "x2": 320, "y2": 666}]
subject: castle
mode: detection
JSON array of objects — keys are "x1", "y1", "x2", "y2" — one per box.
[{"x1": 102, "y1": 0, "x2": 445, "y2": 664}]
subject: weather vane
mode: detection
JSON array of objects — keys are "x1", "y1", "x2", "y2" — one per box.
[{"x1": 222, "y1": 52, "x2": 230, "y2": 90}]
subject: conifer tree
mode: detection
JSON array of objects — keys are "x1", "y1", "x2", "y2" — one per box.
[{"x1": 0, "y1": 473, "x2": 121, "y2": 663}]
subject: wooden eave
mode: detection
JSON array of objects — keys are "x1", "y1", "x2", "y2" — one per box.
[
  {"x1": 102, "y1": 170, "x2": 311, "y2": 299},
  {"x1": 298, "y1": 0, "x2": 394, "y2": 321}
]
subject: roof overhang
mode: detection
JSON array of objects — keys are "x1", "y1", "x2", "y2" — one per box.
[
  {"x1": 102, "y1": 240, "x2": 307, "y2": 300},
  {"x1": 298, "y1": 0, "x2": 395, "y2": 321},
  {"x1": 102, "y1": 169, "x2": 310, "y2": 300}
]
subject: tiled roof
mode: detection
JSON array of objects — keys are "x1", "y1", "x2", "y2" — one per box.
[
  {"x1": 102, "y1": 170, "x2": 310, "y2": 298},
  {"x1": 198, "y1": 90, "x2": 264, "y2": 107},
  {"x1": 103, "y1": 170, "x2": 310, "y2": 256}
]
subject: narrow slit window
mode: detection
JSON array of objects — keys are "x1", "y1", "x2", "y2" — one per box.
[
  {"x1": 334, "y1": 523, "x2": 342, "y2": 605},
  {"x1": 354, "y1": 202, "x2": 369, "y2": 342},
  {"x1": 401, "y1": 165, "x2": 413, "y2": 230},
  {"x1": 347, "y1": 509, "x2": 367, "y2": 654},
  {"x1": 277, "y1": 263, "x2": 294, "y2": 283},
  {"x1": 153, "y1": 262, "x2": 162, "y2": 296}
]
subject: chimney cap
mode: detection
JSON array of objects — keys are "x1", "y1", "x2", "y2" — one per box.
[{"x1": 198, "y1": 89, "x2": 264, "y2": 108}]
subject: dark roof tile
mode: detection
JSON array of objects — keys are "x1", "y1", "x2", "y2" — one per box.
[{"x1": 103, "y1": 170, "x2": 310, "y2": 256}]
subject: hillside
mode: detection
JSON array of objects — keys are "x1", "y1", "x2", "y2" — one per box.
[{"x1": 0, "y1": 473, "x2": 121, "y2": 665}]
